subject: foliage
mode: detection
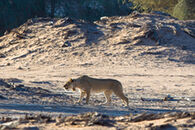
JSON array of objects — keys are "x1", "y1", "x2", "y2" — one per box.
[
  {"x1": 128, "y1": 0, "x2": 178, "y2": 14},
  {"x1": 128, "y1": 0, "x2": 195, "y2": 20},
  {"x1": 173, "y1": 0, "x2": 195, "y2": 20},
  {"x1": 46, "y1": 0, "x2": 132, "y2": 21}
]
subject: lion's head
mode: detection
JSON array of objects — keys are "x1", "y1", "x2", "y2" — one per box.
[{"x1": 63, "y1": 78, "x2": 76, "y2": 91}]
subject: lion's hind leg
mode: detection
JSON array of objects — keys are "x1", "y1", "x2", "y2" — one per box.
[
  {"x1": 113, "y1": 89, "x2": 129, "y2": 107},
  {"x1": 86, "y1": 90, "x2": 91, "y2": 104}
]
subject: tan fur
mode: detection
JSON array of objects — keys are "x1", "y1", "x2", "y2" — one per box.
[{"x1": 63, "y1": 75, "x2": 129, "y2": 106}]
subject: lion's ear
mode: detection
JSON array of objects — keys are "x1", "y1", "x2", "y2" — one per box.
[{"x1": 69, "y1": 78, "x2": 73, "y2": 82}]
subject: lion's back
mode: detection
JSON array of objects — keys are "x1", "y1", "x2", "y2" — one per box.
[{"x1": 79, "y1": 75, "x2": 123, "y2": 93}]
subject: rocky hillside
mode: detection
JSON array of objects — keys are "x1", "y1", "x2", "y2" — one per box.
[{"x1": 0, "y1": 12, "x2": 195, "y2": 68}]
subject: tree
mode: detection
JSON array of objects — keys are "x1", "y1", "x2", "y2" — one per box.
[{"x1": 50, "y1": 0, "x2": 56, "y2": 18}]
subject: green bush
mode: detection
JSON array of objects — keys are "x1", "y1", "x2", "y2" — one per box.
[
  {"x1": 128, "y1": 0, "x2": 195, "y2": 20},
  {"x1": 173, "y1": 0, "x2": 195, "y2": 20},
  {"x1": 128, "y1": 0, "x2": 178, "y2": 14}
]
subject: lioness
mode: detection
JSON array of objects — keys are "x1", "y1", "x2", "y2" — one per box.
[{"x1": 63, "y1": 75, "x2": 129, "y2": 106}]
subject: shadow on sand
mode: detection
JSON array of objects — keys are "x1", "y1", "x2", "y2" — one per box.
[{"x1": 0, "y1": 103, "x2": 182, "y2": 117}]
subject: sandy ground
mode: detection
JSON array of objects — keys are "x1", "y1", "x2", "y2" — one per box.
[{"x1": 0, "y1": 12, "x2": 195, "y2": 129}]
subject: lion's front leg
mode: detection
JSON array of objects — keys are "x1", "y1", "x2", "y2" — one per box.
[{"x1": 77, "y1": 91, "x2": 85, "y2": 103}]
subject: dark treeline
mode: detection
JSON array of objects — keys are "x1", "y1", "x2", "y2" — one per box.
[
  {"x1": 0, "y1": 0, "x2": 195, "y2": 36},
  {"x1": 0, "y1": 0, "x2": 131, "y2": 36},
  {"x1": 0, "y1": 0, "x2": 46, "y2": 36}
]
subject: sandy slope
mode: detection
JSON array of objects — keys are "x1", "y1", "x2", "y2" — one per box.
[{"x1": 0, "y1": 12, "x2": 195, "y2": 129}]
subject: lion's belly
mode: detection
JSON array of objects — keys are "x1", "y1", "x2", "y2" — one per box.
[
  {"x1": 90, "y1": 85, "x2": 111, "y2": 93},
  {"x1": 90, "y1": 88, "x2": 105, "y2": 93}
]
